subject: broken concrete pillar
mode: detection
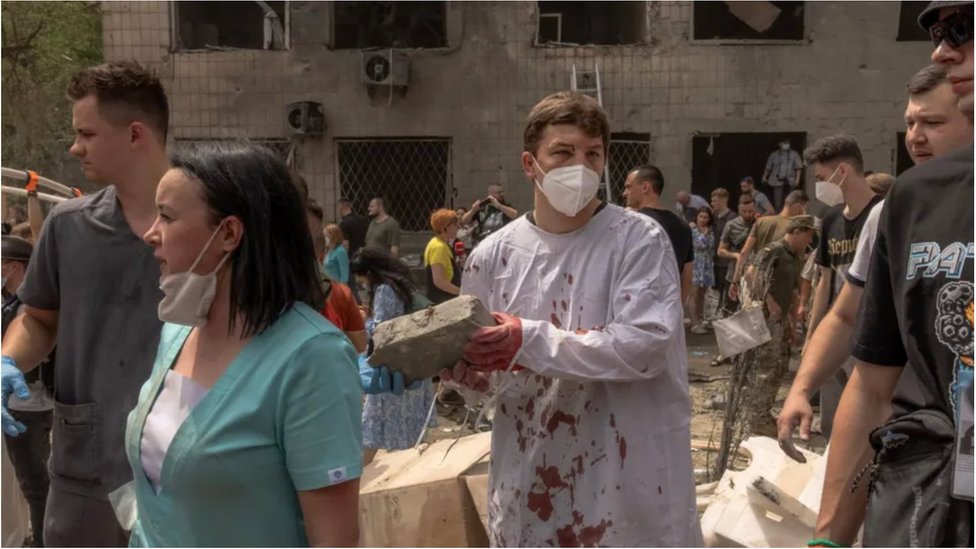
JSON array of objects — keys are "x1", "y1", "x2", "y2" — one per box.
[{"x1": 367, "y1": 295, "x2": 496, "y2": 381}]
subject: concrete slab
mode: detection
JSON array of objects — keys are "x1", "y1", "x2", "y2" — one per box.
[{"x1": 367, "y1": 295, "x2": 496, "y2": 381}]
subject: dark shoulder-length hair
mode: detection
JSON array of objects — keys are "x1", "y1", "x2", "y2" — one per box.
[
  {"x1": 349, "y1": 247, "x2": 415, "y2": 309},
  {"x1": 170, "y1": 141, "x2": 323, "y2": 337}
]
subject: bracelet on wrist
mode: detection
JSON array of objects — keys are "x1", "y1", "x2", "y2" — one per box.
[{"x1": 807, "y1": 538, "x2": 849, "y2": 548}]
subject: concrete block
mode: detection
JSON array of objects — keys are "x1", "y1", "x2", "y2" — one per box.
[{"x1": 367, "y1": 295, "x2": 496, "y2": 381}]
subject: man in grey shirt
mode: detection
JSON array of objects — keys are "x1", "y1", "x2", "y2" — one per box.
[
  {"x1": 763, "y1": 138, "x2": 803, "y2": 211},
  {"x1": 1, "y1": 62, "x2": 169, "y2": 546},
  {"x1": 740, "y1": 176, "x2": 775, "y2": 215}
]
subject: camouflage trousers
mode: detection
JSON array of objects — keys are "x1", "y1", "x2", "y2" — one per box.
[{"x1": 733, "y1": 318, "x2": 790, "y2": 434}]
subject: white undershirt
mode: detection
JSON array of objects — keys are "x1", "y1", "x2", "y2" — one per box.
[{"x1": 140, "y1": 370, "x2": 209, "y2": 493}]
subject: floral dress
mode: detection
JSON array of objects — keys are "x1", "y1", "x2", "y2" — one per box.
[
  {"x1": 691, "y1": 226, "x2": 715, "y2": 288},
  {"x1": 361, "y1": 283, "x2": 436, "y2": 450}
]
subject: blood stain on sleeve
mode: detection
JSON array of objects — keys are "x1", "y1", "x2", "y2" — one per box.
[
  {"x1": 618, "y1": 436, "x2": 627, "y2": 468},
  {"x1": 550, "y1": 313, "x2": 562, "y2": 328},
  {"x1": 560, "y1": 300, "x2": 568, "y2": 312},
  {"x1": 501, "y1": 256, "x2": 508, "y2": 267},
  {"x1": 623, "y1": 293, "x2": 632, "y2": 302},
  {"x1": 525, "y1": 398, "x2": 536, "y2": 418},
  {"x1": 568, "y1": 273, "x2": 574, "y2": 285}
]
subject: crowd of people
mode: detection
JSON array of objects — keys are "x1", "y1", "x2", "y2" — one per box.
[{"x1": 0, "y1": 1, "x2": 972, "y2": 547}]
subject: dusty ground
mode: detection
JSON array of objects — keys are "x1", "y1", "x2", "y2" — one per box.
[{"x1": 425, "y1": 326, "x2": 828, "y2": 483}]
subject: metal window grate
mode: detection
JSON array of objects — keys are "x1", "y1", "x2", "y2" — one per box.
[
  {"x1": 335, "y1": 138, "x2": 451, "y2": 232},
  {"x1": 605, "y1": 138, "x2": 651, "y2": 205}
]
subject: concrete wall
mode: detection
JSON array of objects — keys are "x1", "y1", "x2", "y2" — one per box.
[{"x1": 103, "y1": 1, "x2": 932, "y2": 228}]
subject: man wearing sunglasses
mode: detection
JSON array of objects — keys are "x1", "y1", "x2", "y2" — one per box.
[{"x1": 806, "y1": 2, "x2": 974, "y2": 548}]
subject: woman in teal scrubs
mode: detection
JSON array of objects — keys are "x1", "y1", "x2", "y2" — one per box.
[{"x1": 125, "y1": 142, "x2": 363, "y2": 546}]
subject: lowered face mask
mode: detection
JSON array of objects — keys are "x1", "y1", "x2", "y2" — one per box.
[
  {"x1": 157, "y1": 221, "x2": 231, "y2": 327},
  {"x1": 532, "y1": 157, "x2": 601, "y2": 217}
]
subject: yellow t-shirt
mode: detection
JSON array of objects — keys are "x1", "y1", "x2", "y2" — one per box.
[{"x1": 424, "y1": 237, "x2": 454, "y2": 281}]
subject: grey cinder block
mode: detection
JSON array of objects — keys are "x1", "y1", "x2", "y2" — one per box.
[{"x1": 366, "y1": 295, "x2": 497, "y2": 381}]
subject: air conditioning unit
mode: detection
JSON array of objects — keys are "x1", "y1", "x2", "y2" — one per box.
[
  {"x1": 361, "y1": 50, "x2": 409, "y2": 87},
  {"x1": 285, "y1": 101, "x2": 325, "y2": 135}
]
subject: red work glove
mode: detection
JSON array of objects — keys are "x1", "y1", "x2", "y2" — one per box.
[
  {"x1": 462, "y1": 312, "x2": 523, "y2": 372},
  {"x1": 439, "y1": 360, "x2": 491, "y2": 393}
]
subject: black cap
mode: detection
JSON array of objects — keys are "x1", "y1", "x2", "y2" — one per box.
[
  {"x1": 919, "y1": 1, "x2": 973, "y2": 31},
  {"x1": 2, "y1": 236, "x2": 33, "y2": 262}
]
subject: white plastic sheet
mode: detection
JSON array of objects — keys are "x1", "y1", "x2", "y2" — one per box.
[{"x1": 713, "y1": 304, "x2": 771, "y2": 358}]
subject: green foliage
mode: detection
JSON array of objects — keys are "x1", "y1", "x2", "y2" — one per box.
[{"x1": 2, "y1": 1, "x2": 102, "y2": 190}]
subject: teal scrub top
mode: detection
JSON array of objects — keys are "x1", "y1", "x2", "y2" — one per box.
[{"x1": 125, "y1": 303, "x2": 363, "y2": 547}]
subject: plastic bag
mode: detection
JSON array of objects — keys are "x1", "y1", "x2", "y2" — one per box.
[{"x1": 713, "y1": 304, "x2": 771, "y2": 358}]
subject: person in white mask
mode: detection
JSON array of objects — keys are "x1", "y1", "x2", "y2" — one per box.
[
  {"x1": 777, "y1": 60, "x2": 973, "y2": 546},
  {"x1": 797, "y1": 135, "x2": 883, "y2": 440},
  {"x1": 126, "y1": 141, "x2": 362, "y2": 546},
  {"x1": 440, "y1": 91, "x2": 701, "y2": 546}
]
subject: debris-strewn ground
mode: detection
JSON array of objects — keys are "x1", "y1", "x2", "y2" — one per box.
[{"x1": 424, "y1": 326, "x2": 828, "y2": 482}]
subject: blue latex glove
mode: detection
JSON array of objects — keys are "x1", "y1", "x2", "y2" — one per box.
[
  {"x1": 2, "y1": 357, "x2": 30, "y2": 437},
  {"x1": 357, "y1": 356, "x2": 422, "y2": 396}
]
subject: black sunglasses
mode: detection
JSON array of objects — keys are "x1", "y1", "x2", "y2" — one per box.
[{"x1": 929, "y1": 8, "x2": 974, "y2": 49}]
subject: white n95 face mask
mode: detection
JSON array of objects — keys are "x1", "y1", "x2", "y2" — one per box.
[
  {"x1": 532, "y1": 157, "x2": 602, "y2": 217},
  {"x1": 158, "y1": 221, "x2": 231, "y2": 327},
  {"x1": 814, "y1": 165, "x2": 846, "y2": 207}
]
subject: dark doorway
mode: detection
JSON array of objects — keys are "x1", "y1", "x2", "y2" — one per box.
[
  {"x1": 897, "y1": 1, "x2": 931, "y2": 41},
  {"x1": 895, "y1": 132, "x2": 914, "y2": 175},
  {"x1": 691, "y1": 132, "x2": 807, "y2": 209}
]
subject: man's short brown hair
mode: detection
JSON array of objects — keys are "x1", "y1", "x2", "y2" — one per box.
[
  {"x1": 66, "y1": 61, "x2": 169, "y2": 140},
  {"x1": 523, "y1": 92, "x2": 610, "y2": 155},
  {"x1": 907, "y1": 64, "x2": 948, "y2": 96},
  {"x1": 711, "y1": 188, "x2": 730, "y2": 199},
  {"x1": 866, "y1": 172, "x2": 896, "y2": 198},
  {"x1": 738, "y1": 194, "x2": 755, "y2": 206}
]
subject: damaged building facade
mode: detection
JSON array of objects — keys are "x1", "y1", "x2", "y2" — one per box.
[{"x1": 103, "y1": 1, "x2": 934, "y2": 250}]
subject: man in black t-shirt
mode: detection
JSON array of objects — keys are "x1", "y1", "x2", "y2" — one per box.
[
  {"x1": 821, "y1": 3, "x2": 975, "y2": 546},
  {"x1": 337, "y1": 197, "x2": 370, "y2": 260},
  {"x1": 802, "y1": 134, "x2": 882, "y2": 438},
  {"x1": 623, "y1": 164, "x2": 694, "y2": 302}
]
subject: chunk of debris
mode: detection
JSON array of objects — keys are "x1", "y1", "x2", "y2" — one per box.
[{"x1": 367, "y1": 295, "x2": 496, "y2": 381}]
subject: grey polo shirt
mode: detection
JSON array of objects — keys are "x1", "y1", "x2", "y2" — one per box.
[
  {"x1": 18, "y1": 186, "x2": 163, "y2": 497},
  {"x1": 764, "y1": 149, "x2": 802, "y2": 187}
]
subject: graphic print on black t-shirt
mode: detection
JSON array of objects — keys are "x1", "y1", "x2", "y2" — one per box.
[
  {"x1": 927, "y1": 267, "x2": 973, "y2": 420},
  {"x1": 817, "y1": 195, "x2": 882, "y2": 305},
  {"x1": 853, "y1": 146, "x2": 974, "y2": 424}
]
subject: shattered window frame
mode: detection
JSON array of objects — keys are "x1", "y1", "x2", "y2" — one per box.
[
  {"x1": 690, "y1": 1, "x2": 807, "y2": 44},
  {"x1": 169, "y1": 1, "x2": 291, "y2": 52},
  {"x1": 533, "y1": 1, "x2": 648, "y2": 47},
  {"x1": 330, "y1": 1, "x2": 450, "y2": 50}
]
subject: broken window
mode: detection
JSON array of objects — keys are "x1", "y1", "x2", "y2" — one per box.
[
  {"x1": 336, "y1": 138, "x2": 451, "y2": 232},
  {"x1": 693, "y1": 1, "x2": 805, "y2": 41},
  {"x1": 691, "y1": 132, "x2": 806, "y2": 205},
  {"x1": 607, "y1": 133, "x2": 651, "y2": 204},
  {"x1": 173, "y1": 1, "x2": 287, "y2": 50},
  {"x1": 332, "y1": 1, "x2": 447, "y2": 49},
  {"x1": 897, "y1": 1, "x2": 931, "y2": 41},
  {"x1": 536, "y1": 1, "x2": 646, "y2": 45}
]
